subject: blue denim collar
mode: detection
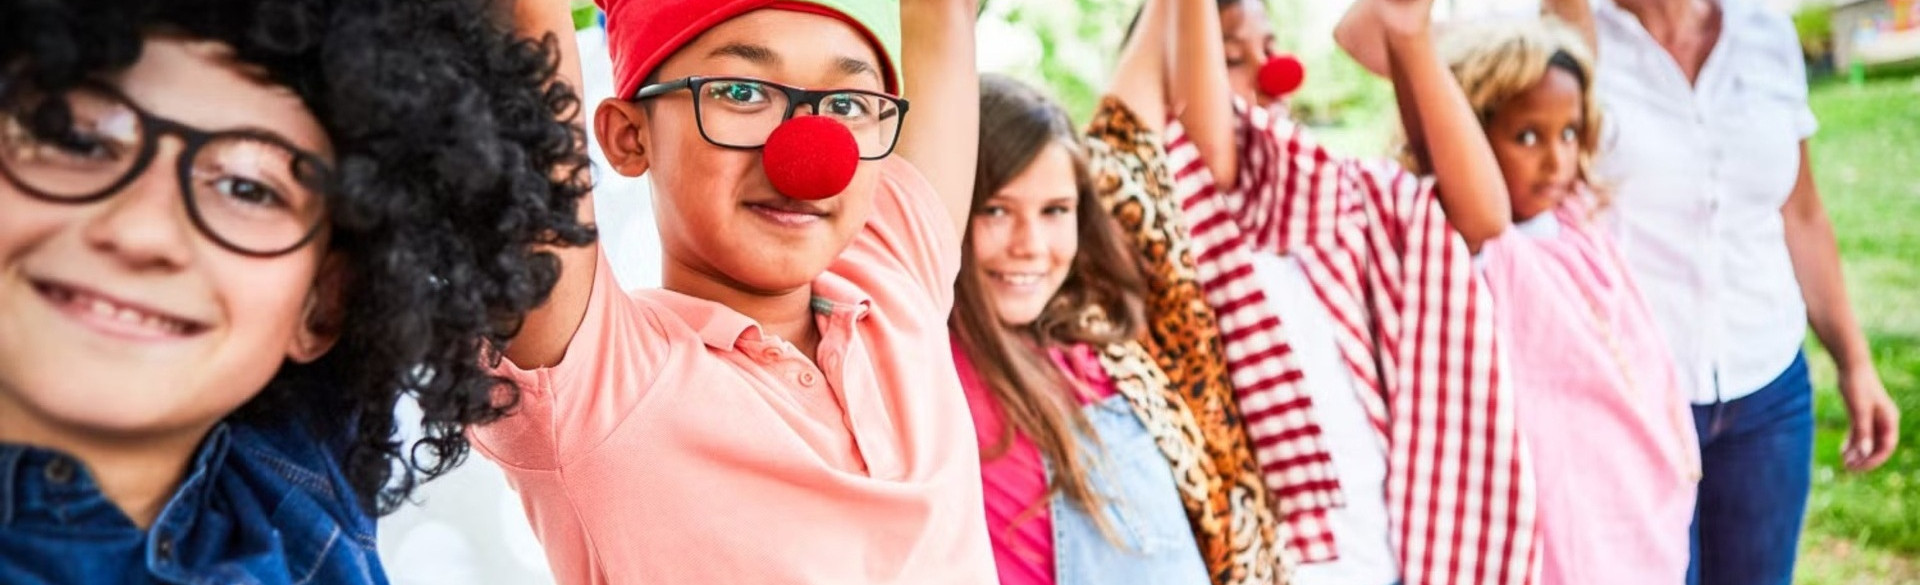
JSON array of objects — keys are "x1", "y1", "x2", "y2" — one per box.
[
  {"x1": 0, "y1": 424, "x2": 232, "y2": 529},
  {"x1": 1, "y1": 421, "x2": 388, "y2": 583}
]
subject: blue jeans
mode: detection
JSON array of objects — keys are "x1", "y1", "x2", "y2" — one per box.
[
  {"x1": 1686, "y1": 352, "x2": 1815, "y2": 585},
  {"x1": 1053, "y1": 394, "x2": 1211, "y2": 585}
]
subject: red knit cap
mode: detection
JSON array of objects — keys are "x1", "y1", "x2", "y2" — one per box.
[{"x1": 596, "y1": 0, "x2": 902, "y2": 99}]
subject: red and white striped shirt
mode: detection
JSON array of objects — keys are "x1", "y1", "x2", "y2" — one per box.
[{"x1": 1166, "y1": 104, "x2": 1538, "y2": 585}]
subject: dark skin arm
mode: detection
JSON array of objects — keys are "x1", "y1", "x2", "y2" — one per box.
[
  {"x1": 1336, "y1": 0, "x2": 1595, "y2": 77},
  {"x1": 1377, "y1": 0, "x2": 1511, "y2": 251}
]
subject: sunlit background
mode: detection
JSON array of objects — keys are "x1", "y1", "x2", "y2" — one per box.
[{"x1": 376, "y1": 1, "x2": 1920, "y2": 583}]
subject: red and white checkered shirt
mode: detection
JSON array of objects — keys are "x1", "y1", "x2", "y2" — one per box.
[{"x1": 1166, "y1": 104, "x2": 1539, "y2": 585}]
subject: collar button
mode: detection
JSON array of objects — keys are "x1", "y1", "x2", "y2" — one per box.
[
  {"x1": 44, "y1": 458, "x2": 74, "y2": 485},
  {"x1": 155, "y1": 536, "x2": 175, "y2": 562}
]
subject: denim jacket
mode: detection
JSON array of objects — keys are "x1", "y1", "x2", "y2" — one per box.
[
  {"x1": 1051, "y1": 393, "x2": 1212, "y2": 585},
  {"x1": 0, "y1": 422, "x2": 388, "y2": 584}
]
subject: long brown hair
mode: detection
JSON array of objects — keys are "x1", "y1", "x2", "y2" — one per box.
[{"x1": 952, "y1": 74, "x2": 1150, "y2": 515}]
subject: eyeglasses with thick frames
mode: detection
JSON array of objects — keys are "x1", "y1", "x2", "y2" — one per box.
[
  {"x1": 0, "y1": 79, "x2": 334, "y2": 257},
  {"x1": 633, "y1": 76, "x2": 908, "y2": 161}
]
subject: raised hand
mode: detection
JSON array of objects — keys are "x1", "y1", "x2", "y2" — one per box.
[{"x1": 1374, "y1": 0, "x2": 1437, "y2": 39}]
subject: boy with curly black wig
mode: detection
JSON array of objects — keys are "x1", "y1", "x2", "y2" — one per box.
[
  {"x1": 473, "y1": 0, "x2": 996, "y2": 582},
  {"x1": 0, "y1": 0, "x2": 591, "y2": 582}
]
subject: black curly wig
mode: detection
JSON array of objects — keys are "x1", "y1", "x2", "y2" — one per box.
[{"x1": 0, "y1": 0, "x2": 595, "y2": 515}]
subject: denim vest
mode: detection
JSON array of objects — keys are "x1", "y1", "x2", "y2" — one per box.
[
  {"x1": 1052, "y1": 394, "x2": 1211, "y2": 585},
  {"x1": 0, "y1": 423, "x2": 387, "y2": 584}
]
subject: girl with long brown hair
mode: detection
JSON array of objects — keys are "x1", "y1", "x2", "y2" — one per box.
[
  {"x1": 952, "y1": 3, "x2": 1290, "y2": 584},
  {"x1": 952, "y1": 71, "x2": 1214, "y2": 585}
]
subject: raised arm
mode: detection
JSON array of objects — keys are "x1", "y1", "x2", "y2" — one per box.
[
  {"x1": 1105, "y1": 0, "x2": 1170, "y2": 135},
  {"x1": 897, "y1": 0, "x2": 981, "y2": 236},
  {"x1": 1379, "y1": 0, "x2": 1509, "y2": 250},
  {"x1": 1168, "y1": 0, "x2": 1241, "y2": 187},
  {"x1": 1335, "y1": 0, "x2": 1393, "y2": 78},
  {"x1": 504, "y1": 0, "x2": 600, "y2": 368},
  {"x1": 1543, "y1": 0, "x2": 1597, "y2": 56},
  {"x1": 1339, "y1": 0, "x2": 1596, "y2": 78}
]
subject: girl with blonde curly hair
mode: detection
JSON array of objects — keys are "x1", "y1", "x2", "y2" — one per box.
[{"x1": 1344, "y1": 10, "x2": 1703, "y2": 584}]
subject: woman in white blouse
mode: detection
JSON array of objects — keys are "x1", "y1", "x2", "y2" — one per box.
[
  {"x1": 1338, "y1": 1, "x2": 1899, "y2": 584},
  {"x1": 1585, "y1": 1, "x2": 1898, "y2": 584}
]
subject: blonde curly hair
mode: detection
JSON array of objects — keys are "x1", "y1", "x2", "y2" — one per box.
[{"x1": 1399, "y1": 17, "x2": 1606, "y2": 209}]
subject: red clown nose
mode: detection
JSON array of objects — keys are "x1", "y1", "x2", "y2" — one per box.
[
  {"x1": 1258, "y1": 54, "x2": 1307, "y2": 99},
  {"x1": 762, "y1": 116, "x2": 860, "y2": 200}
]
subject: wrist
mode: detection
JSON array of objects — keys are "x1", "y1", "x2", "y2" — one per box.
[
  {"x1": 1838, "y1": 359, "x2": 1878, "y2": 381},
  {"x1": 1829, "y1": 342, "x2": 1875, "y2": 375}
]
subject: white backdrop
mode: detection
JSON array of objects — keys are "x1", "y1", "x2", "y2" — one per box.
[{"x1": 374, "y1": 26, "x2": 660, "y2": 585}]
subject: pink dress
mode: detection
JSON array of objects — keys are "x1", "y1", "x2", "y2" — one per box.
[{"x1": 1478, "y1": 196, "x2": 1701, "y2": 585}]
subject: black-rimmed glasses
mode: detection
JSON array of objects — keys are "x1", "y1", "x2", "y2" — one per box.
[
  {"x1": 0, "y1": 79, "x2": 333, "y2": 257},
  {"x1": 634, "y1": 76, "x2": 908, "y2": 160}
]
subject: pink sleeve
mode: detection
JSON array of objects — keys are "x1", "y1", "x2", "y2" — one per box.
[
  {"x1": 837, "y1": 157, "x2": 961, "y2": 313},
  {"x1": 472, "y1": 251, "x2": 673, "y2": 470}
]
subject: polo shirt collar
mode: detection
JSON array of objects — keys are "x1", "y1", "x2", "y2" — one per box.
[{"x1": 653, "y1": 271, "x2": 875, "y2": 352}]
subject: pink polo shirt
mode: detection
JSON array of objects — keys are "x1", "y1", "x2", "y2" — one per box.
[{"x1": 471, "y1": 158, "x2": 997, "y2": 585}]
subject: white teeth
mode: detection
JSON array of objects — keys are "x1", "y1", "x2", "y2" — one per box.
[
  {"x1": 990, "y1": 272, "x2": 1047, "y2": 287},
  {"x1": 58, "y1": 285, "x2": 193, "y2": 335}
]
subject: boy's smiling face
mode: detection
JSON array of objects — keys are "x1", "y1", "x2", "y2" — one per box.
[
  {"x1": 0, "y1": 37, "x2": 337, "y2": 444},
  {"x1": 602, "y1": 9, "x2": 889, "y2": 297}
]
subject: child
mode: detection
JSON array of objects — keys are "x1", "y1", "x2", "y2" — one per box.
[
  {"x1": 1166, "y1": 0, "x2": 1541, "y2": 583},
  {"x1": 1393, "y1": 17, "x2": 1699, "y2": 585},
  {"x1": 0, "y1": 0, "x2": 590, "y2": 582},
  {"x1": 474, "y1": 0, "x2": 997, "y2": 582},
  {"x1": 1080, "y1": 1, "x2": 1291, "y2": 582},
  {"x1": 958, "y1": 6, "x2": 1289, "y2": 579},
  {"x1": 954, "y1": 72, "x2": 1213, "y2": 585}
]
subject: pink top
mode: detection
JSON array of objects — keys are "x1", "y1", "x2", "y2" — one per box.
[
  {"x1": 470, "y1": 158, "x2": 997, "y2": 585},
  {"x1": 953, "y1": 342, "x2": 1118, "y2": 585},
  {"x1": 1478, "y1": 197, "x2": 1700, "y2": 585}
]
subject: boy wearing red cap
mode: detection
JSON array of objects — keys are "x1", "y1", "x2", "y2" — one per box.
[{"x1": 475, "y1": 0, "x2": 994, "y2": 583}]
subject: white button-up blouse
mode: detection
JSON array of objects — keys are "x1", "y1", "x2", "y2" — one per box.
[{"x1": 1593, "y1": 0, "x2": 1818, "y2": 404}]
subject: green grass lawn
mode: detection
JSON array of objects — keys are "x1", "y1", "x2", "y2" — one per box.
[{"x1": 1796, "y1": 74, "x2": 1920, "y2": 584}]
